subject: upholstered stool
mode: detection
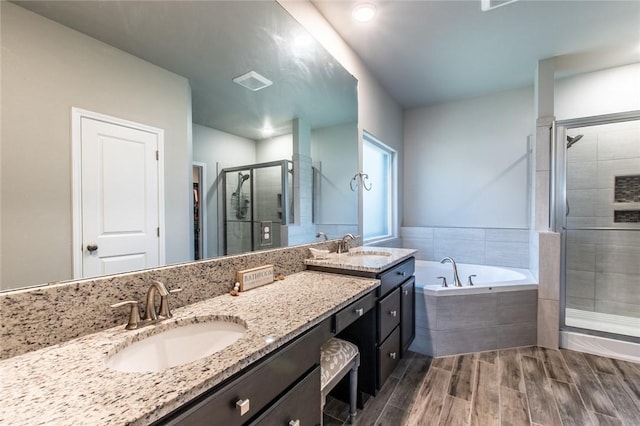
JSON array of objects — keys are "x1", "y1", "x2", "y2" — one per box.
[{"x1": 320, "y1": 337, "x2": 360, "y2": 424}]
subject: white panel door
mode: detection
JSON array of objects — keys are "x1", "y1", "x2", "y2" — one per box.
[{"x1": 81, "y1": 117, "x2": 160, "y2": 278}]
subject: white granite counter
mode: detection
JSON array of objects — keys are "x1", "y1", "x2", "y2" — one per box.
[
  {"x1": 0, "y1": 271, "x2": 379, "y2": 425},
  {"x1": 304, "y1": 247, "x2": 417, "y2": 274}
]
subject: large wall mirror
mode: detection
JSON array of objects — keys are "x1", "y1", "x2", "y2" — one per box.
[{"x1": 1, "y1": 1, "x2": 358, "y2": 291}]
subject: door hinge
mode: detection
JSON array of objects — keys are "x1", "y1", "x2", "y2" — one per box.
[
  {"x1": 156, "y1": 150, "x2": 159, "y2": 161},
  {"x1": 157, "y1": 227, "x2": 160, "y2": 237}
]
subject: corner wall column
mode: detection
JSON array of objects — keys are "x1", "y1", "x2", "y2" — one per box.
[{"x1": 533, "y1": 58, "x2": 561, "y2": 349}]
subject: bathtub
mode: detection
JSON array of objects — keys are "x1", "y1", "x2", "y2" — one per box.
[
  {"x1": 411, "y1": 260, "x2": 539, "y2": 357},
  {"x1": 414, "y1": 260, "x2": 537, "y2": 296}
]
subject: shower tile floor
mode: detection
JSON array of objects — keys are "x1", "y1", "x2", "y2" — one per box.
[{"x1": 323, "y1": 346, "x2": 640, "y2": 426}]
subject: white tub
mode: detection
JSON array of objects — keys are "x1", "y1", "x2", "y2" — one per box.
[{"x1": 415, "y1": 260, "x2": 537, "y2": 295}]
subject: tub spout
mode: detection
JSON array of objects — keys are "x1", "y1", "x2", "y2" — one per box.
[{"x1": 440, "y1": 257, "x2": 463, "y2": 287}]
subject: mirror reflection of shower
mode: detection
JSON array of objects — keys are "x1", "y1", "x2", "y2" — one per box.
[{"x1": 232, "y1": 172, "x2": 250, "y2": 219}]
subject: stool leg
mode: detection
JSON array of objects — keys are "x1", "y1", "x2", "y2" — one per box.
[{"x1": 348, "y1": 365, "x2": 358, "y2": 424}]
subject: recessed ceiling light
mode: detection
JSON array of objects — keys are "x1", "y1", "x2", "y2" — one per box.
[{"x1": 352, "y1": 3, "x2": 376, "y2": 23}]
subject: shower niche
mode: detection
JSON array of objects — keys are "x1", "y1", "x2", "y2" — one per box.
[
  {"x1": 613, "y1": 174, "x2": 640, "y2": 223},
  {"x1": 222, "y1": 160, "x2": 294, "y2": 255}
]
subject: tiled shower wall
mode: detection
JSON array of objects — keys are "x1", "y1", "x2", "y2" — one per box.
[
  {"x1": 565, "y1": 120, "x2": 640, "y2": 319},
  {"x1": 400, "y1": 227, "x2": 530, "y2": 268}
]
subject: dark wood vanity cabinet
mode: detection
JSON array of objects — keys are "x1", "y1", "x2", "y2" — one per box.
[
  {"x1": 154, "y1": 290, "x2": 379, "y2": 426},
  {"x1": 316, "y1": 257, "x2": 416, "y2": 401},
  {"x1": 157, "y1": 320, "x2": 330, "y2": 426}
]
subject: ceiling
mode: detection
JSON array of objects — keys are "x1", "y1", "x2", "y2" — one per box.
[
  {"x1": 312, "y1": 0, "x2": 640, "y2": 108},
  {"x1": 13, "y1": 1, "x2": 357, "y2": 140}
]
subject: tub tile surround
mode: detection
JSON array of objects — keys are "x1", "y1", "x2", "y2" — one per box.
[
  {"x1": 412, "y1": 289, "x2": 538, "y2": 357},
  {"x1": 0, "y1": 271, "x2": 379, "y2": 425},
  {"x1": 400, "y1": 226, "x2": 529, "y2": 268},
  {"x1": 0, "y1": 240, "x2": 345, "y2": 359},
  {"x1": 538, "y1": 232, "x2": 561, "y2": 349}
]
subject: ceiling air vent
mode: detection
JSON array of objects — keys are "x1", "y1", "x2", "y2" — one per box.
[
  {"x1": 480, "y1": 0, "x2": 519, "y2": 12},
  {"x1": 232, "y1": 71, "x2": 273, "y2": 92}
]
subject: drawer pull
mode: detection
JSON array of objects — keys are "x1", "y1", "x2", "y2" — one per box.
[
  {"x1": 397, "y1": 271, "x2": 407, "y2": 277},
  {"x1": 389, "y1": 352, "x2": 397, "y2": 360},
  {"x1": 289, "y1": 420, "x2": 300, "y2": 426},
  {"x1": 354, "y1": 307, "x2": 364, "y2": 316},
  {"x1": 403, "y1": 290, "x2": 409, "y2": 296},
  {"x1": 389, "y1": 310, "x2": 397, "y2": 317},
  {"x1": 236, "y1": 398, "x2": 250, "y2": 416}
]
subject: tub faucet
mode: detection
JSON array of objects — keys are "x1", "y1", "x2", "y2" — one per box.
[
  {"x1": 338, "y1": 233, "x2": 355, "y2": 253},
  {"x1": 440, "y1": 257, "x2": 463, "y2": 287}
]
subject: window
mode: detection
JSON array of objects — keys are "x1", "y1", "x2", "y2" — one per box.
[{"x1": 363, "y1": 133, "x2": 396, "y2": 241}]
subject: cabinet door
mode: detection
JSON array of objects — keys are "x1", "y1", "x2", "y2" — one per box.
[{"x1": 400, "y1": 277, "x2": 415, "y2": 357}]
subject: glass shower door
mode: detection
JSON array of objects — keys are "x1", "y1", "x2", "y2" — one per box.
[{"x1": 559, "y1": 117, "x2": 640, "y2": 340}]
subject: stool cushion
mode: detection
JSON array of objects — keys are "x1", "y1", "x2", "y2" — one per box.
[{"x1": 320, "y1": 337, "x2": 359, "y2": 390}]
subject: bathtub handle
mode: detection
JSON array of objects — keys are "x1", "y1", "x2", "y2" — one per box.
[
  {"x1": 437, "y1": 276, "x2": 448, "y2": 287},
  {"x1": 467, "y1": 274, "x2": 476, "y2": 286}
]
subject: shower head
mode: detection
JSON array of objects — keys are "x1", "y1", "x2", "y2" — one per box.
[
  {"x1": 566, "y1": 134, "x2": 584, "y2": 149},
  {"x1": 239, "y1": 172, "x2": 250, "y2": 182}
]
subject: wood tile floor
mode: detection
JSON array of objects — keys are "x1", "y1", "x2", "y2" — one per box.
[{"x1": 323, "y1": 346, "x2": 640, "y2": 426}]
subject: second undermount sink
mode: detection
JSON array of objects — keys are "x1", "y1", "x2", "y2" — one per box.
[{"x1": 106, "y1": 320, "x2": 246, "y2": 373}]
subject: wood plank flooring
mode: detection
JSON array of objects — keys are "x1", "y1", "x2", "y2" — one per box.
[{"x1": 323, "y1": 346, "x2": 640, "y2": 426}]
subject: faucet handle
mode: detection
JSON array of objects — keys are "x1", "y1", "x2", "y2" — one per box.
[
  {"x1": 111, "y1": 300, "x2": 141, "y2": 330},
  {"x1": 467, "y1": 275, "x2": 476, "y2": 286},
  {"x1": 437, "y1": 276, "x2": 448, "y2": 287},
  {"x1": 169, "y1": 288, "x2": 183, "y2": 295}
]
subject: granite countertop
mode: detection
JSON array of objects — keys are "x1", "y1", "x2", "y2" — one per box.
[
  {"x1": 304, "y1": 247, "x2": 417, "y2": 273},
  {"x1": 0, "y1": 271, "x2": 379, "y2": 425}
]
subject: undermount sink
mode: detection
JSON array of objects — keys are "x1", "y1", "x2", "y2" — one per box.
[
  {"x1": 106, "y1": 320, "x2": 246, "y2": 373},
  {"x1": 346, "y1": 250, "x2": 392, "y2": 257}
]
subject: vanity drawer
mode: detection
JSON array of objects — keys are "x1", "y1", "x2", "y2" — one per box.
[
  {"x1": 250, "y1": 366, "x2": 321, "y2": 426},
  {"x1": 161, "y1": 325, "x2": 324, "y2": 426},
  {"x1": 378, "y1": 258, "x2": 415, "y2": 297},
  {"x1": 332, "y1": 291, "x2": 376, "y2": 334},
  {"x1": 377, "y1": 287, "x2": 401, "y2": 343},
  {"x1": 377, "y1": 326, "x2": 401, "y2": 390}
]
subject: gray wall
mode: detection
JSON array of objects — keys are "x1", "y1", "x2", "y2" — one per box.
[
  {"x1": 404, "y1": 87, "x2": 534, "y2": 229},
  {"x1": 1, "y1": 3, "x2": 192, "y2": 290},
  {"x1": 311, "y1": 122, "x2": 359, "y2": 226}
]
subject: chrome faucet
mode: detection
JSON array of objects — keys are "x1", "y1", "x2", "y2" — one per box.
[
  {"x1": 440, "y1": 257, "x2": 463, "y2": 287},
  {"x1": 316, "y1": 232, "x2": 328, "y2": 241},
  {"x1": 338, "y1": 233, "x2": 355, "y2": 253}
]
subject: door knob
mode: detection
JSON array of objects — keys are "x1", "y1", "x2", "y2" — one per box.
[{"x1": 86, "y1": 244, "x2": 98, "y2": 253}]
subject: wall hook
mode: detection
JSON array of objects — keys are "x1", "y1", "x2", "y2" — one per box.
[{"x1": 350, "y1": 171, "x2": 372, "y2": 191}]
